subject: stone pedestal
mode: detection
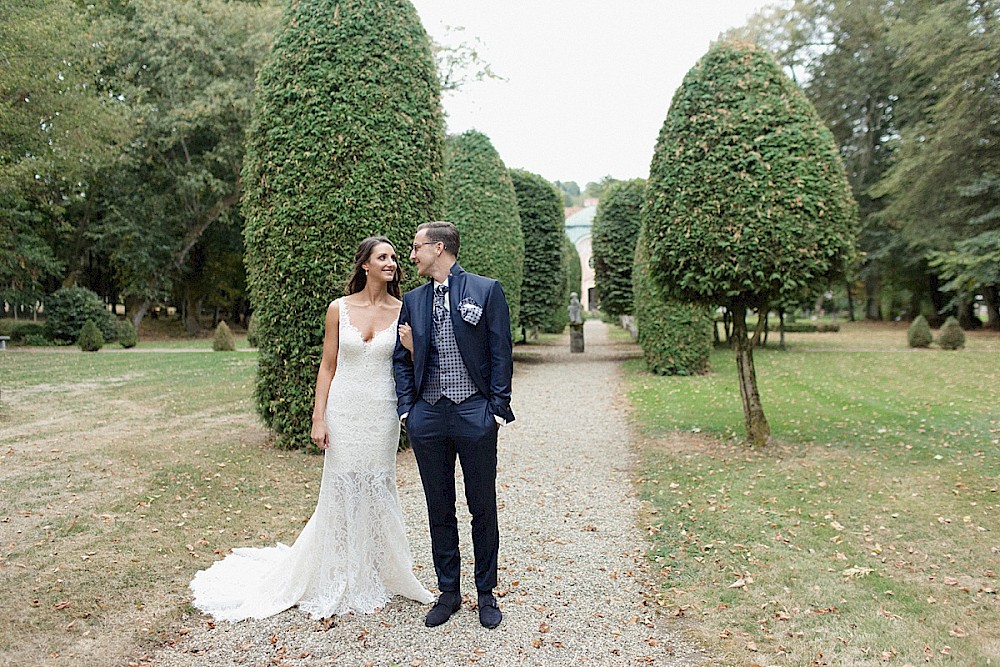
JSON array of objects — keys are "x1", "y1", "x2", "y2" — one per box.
[{"x1": 570, "y1": 323, "x2": 584, "y2": 353}]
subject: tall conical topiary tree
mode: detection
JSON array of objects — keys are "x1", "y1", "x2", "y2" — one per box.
[
  {"x1": 443, "y1": 131, "x2": 524, "y2": 331},
  {"x1": 565, "y1": 236, "x2": 582, "y2": 304},
  {"x1": 243, "y1": 0, "x2": 444, "y2": 448},
  {"x1": 643, "y1": 41, "x2": 858, "y2": 446},
  {"x1": 509, "y1": 169, "x2": 565, "y2": 337},
  {"x1": 592, "y1": 179, "x2": 645, "y2": 318}
]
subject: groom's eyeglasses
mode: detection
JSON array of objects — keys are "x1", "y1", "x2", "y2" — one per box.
[{"x1": 411, "y1": 241, "x2": 441, "y2": 252}]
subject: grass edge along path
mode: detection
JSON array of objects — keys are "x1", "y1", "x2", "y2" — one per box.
[{"x1": 625, "y1": 324, "x2": 1000, "y2": 666}]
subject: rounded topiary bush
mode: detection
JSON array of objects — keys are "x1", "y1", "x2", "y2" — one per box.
[
  {"x1": 45, "y1": 287, "x2": 117, "y2": 344},
  {"x1": 212, "y1": 321, "x2": 236, "y2": 351},
  {"x1": 633, "y1": 230, "x2": 712, "y2": 375},
  {"x1": 907, "y1": 315, "x2": 932, "y2": 348},
  {"x1": 117, "y1": 319, "x2": 138, "y2": 348},
  {"x1": 242, "y1": 0, "x2": 444, "y2": 447},
  {"x1": 245, "y1": 315, "x2": 259, "y2": 347},
  {"x1": 444, "y1": 130, "x2": 524, "y2": 331},
  {"x1": 77, "y1": 319, "x2": 104, "y2": 352},
  {"x1": 937, "y1": 316, "x2": 965, "y2": 350},
  {"x1": 510, "y1": 169, "x2": 565, "y2": 335},
  {"x1": 592, "y1": 179, "x2": 645, "y2": 318}
]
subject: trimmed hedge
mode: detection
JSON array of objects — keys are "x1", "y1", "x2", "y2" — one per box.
[
  {"x1": 510, "y1": 169, "x2": 565, "y2": 334},
  {"x1": 242, "y1": 0, "x2": 444, "y2": 448},
  {"x1": 77, "y1": 320, "x2": 104, "y2": 352},
  {"x1": 643, "y1": 41, "x2": 857, "y2": 312},
  {"x1": 10, "y1": 322, "x2": 47, "y2": 343},
  {"x1": 592, "y1": 179, "x2": 645, "y2": 318},
  {"x1": 938, "y1": 316, "x2": 965, "y2": 350},
  {"x1": 633, "y1": 227, "x2": 712, "y2": 375},
  {"x1": 907, "y1": 315, "x2": 932, "y2": 348},
  {"x1": 44, "y1": 287, "x2": 117, "y2": 344},
  {"x1": 443, "y1": 130, "x2": 523, "y2": 331},
  {"x1": 780, "y1": 321, "x2": 840, "y2": 333}
]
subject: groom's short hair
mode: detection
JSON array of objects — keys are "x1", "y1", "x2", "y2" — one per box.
[{"x1": 418, "y1": 221, "x2": 460, "y2": 258}]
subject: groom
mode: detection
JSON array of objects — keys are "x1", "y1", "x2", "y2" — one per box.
[{"x1": 393, "y1": 221, "x2": 515, "y2": 629}]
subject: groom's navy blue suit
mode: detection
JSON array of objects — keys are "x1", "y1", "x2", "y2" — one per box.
[{"x1": 394, "y1": 262, "x2": 514, "y2": 595}]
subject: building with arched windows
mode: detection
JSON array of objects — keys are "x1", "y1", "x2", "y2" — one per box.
[{"x1": 564, "y1": 205, "x2": 597, "y2": 310}]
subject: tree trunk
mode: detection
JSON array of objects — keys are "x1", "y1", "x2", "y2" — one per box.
[
  {"x1": 983, "y1": 285, "x2": 1000, "y2": 331},
  {"x1": 864, "y1": 276, "x2": 881, "y2": 320},
  {"x1": 846, "y1": 280, "x2": 855, "y2": 322},
  {"x1": 130, "y1": 299, "x2": 151, "y2": 330},
  {"x1": 184, "y1": 290, "x2": 202, "y2": 335},
  {"x1": 731, "y1": 301, "x2": 771, "y2": 447},
  {"x1": 958, "y1": 297, "x2": 980, "y2": 330},
  {"x1": 778, "y1": 308, "x2": 786, "y2": 350}
]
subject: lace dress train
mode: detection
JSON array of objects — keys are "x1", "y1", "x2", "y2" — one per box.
[{"x1": 189, "y1": 300, "x2": 433, "y2": 621}]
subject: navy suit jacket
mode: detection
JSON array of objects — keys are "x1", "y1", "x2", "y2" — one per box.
[{"x1": 393, "y1": 263, "x2": 515, "y2": 424}]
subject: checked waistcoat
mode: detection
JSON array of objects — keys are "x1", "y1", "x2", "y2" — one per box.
[{"x1": 421, "y1": 284, "x2": 477, "y2": 405}]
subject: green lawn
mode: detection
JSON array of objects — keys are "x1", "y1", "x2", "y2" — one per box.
[
  {"x1": 626, "y1": 322, "x2": 1000, "y2": 665},
  {"x1": 0, "y1": 348, "x2": 322, "y2": 666}
]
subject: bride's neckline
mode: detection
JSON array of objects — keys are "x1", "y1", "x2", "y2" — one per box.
[{"x1": 341, "y1": 300, "x2": 397, "y2": 344}]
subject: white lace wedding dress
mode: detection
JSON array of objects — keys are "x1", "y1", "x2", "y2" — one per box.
[{"x1": 189, "y1": 299, "x2": 433, "y2": 621}]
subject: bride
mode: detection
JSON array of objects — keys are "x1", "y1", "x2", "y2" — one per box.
[{"x1": 189, "y1": 237, "x2": 433, "y2": 621}]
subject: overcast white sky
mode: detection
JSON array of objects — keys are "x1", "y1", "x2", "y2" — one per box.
[{"x1": 410, "y1": 1, "x2": 778, "y2": 187}]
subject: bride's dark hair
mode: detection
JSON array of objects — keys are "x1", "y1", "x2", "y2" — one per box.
[{"x1": 345, "y1": 236, "x2": 403, "y2": 299}]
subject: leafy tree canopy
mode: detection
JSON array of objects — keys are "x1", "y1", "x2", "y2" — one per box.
[{"x1": 645, "y1": 41, "x2": 858, "y2": 311}]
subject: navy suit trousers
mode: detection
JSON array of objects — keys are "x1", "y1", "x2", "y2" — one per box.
[{"x1": 406, "y1": 393, "x2": 499, "y2": 594}]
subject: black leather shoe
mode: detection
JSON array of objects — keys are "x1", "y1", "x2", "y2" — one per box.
[
  {"x1": 424, "y1": 592, "x2": 462, "y2": 627},
  {"x1": 477, "y1": 592, "x2": 502, "y2": 629}
]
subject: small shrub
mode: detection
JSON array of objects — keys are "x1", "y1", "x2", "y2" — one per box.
[
  {"x1": 45, "y1": 287, "x2": 117, "y2": 343},
  {"x1": 117, "y1": 319, "x2": 138, "y2": 348},
  {"x1": 212, "y1": 321, "x2": 236, "y2": 351},
  {"x1": 11, "y1": 322, "x2": 48, "y2": 343},
  {"x1": 937, "y1": 316, "x2": 965, "y2": 350},
  {"x1": 907, "y1": 315, "x2": 933, "y2": 348},
  {"x1": 77, "y1": 320, "x2": 104, "y2": 352}
]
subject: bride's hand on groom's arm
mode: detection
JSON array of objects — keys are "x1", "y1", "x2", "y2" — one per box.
[
  {"x1": 310, "y1": 418, "x2": 329, "y2": 450},
  {"x1": 398, "y1": 323, "x2": 413, "y2": 355}
]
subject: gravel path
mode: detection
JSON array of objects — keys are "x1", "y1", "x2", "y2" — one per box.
[{"x1": 150, "y1": 319, "x2": 707, "y2": 666}]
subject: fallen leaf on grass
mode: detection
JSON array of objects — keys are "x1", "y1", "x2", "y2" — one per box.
[
  {"x1": 949, "y1": 628, "x2": 968, "y2": 638},
  {"x1": 842, "y1": 566, "x2": 874, "y2": 578}
]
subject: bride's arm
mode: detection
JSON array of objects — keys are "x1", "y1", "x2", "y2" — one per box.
[{"x1": 311, "y1": 300, "x2": 340, "y2": 450}]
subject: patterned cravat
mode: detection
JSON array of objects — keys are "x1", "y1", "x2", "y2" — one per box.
[{"x1": 433, "y1": 284, "x2": 449, "y2": 324}]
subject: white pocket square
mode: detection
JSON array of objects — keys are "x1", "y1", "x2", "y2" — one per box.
[{"x1": 458, "y1": 298, "x2": 483, "y2": 325}]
